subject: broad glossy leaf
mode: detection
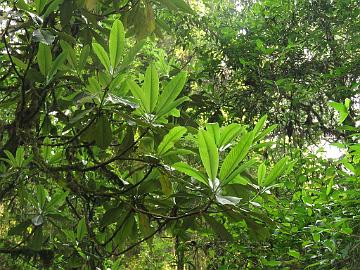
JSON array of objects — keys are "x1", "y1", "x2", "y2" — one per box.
[
  {"x1": 143, "y1": 65, "x2": 159, "y2": 112},
  {"x1": 156, "y1": 71, "x2": 187, "y2": 112},
  {"x1": 37, "y1": 43, "x2": 52, "y2": 76},
  {"x1": 33, "y1": 29, "x2": 55, "y2": 45},
  {"x1": 205, "y1": 215, "x2": 233, "y2": 241},
  {"x1": 157, "y1": 126, "x2": 187, "y2": 155},
  {"x1": 219, "y1": 124, "x2": 243, "y2": 149},
  {"x1": 206, "y1": 123, "x2": 220, "y2": 146},
  {"x1": 109, "y1": 19, "x2": 125, "y2": 70},
  {"x1": 172, "y1": 162, "x2": 208, "y2": 185},
  {"x1": 92, "y1": 43, "x2": 110, "y2": 72},
  {"x1": 216, "y1": 194, "x2": 241, "y2": 205},
  {"x1": 127, "y1": 79, "x2": 146, "y2": 110},
  {"x1": 60, "y1": 40, "x2": 77, "y2": 68},
  {"x1": 94, "y1": 115, "x2": 112, "y2": 149},
  {"x1": 157, "y1": 96, "x2": 190, "y2": 118},
  {"x1": 219, "y1": 131, "x2": 254, "y2": 182},
  {"x1": 198, "y1": 130, "x2": 219, "y2": 182},
  {"x1": 78, "y1": 45, "x2": 90, "y2": 71},
  {"x1": 48, "y1": 51, "x2": 67, "y2": 82},
  {"x1": 253, "y1": 115, "x2": 267, "y2": 135},
  {"x1": 257, "y1": 163, "x2": 266, "y2": 187},
  {"x1": 159, "y1": 174, "x2": 172, "y2": 196},
  {"x1": 77, "y1": 217, "x2": 87, "y2": 241},
  {"x1": 36, "y1": 185, "x2": 47, "y2": 209},
  {"x1": 264, "y1": 156, "x2": 289, "y2": 186}
]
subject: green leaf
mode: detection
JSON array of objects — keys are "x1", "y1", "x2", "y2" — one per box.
[
  {"x1": 159, "y1": 174, "x2": 172, "y2": 196},
  {"x1": 78, "y1": 44, "x2": 90, "y2": 71},
  {"x1": 139, "y1": 213, "x2": 153, "y2": 245},
  {"x1": 100, "y1": 206, "x2": 124, "y2": 227},
  {"x1": 326, "y1": 177, "x2": 334, "y2": 196},
  {"x1": 198, "y1": 130, "x2": 219, "y2": 182},
  {"x1": 253, "y1": 115, "x2": 267, "y2": 135},
  {"x1": 119, "y1": 40, "x2": 144, "y2": 71},
  {"x1": 206, "y1": 123, "x2": 220, "y2": 146},
  {"x1": 254, "y1": 124, "x2": 277, "y2": 142},
  {"x1": 127, "y1": 79, "x2": 146, "y2": 110},
  {"x1": 36, "y1": 185, "x2": 47, "y2": 210},
  {"x1": 92, "y1": 42, "x2": 110, "y2": 72},
  {"x1": 157, "y1": 126, "x2": 187, "y2": 155},
  {"x1": 37, "y1": 43, "x2": 52, "y2": 76},
  {"x1": 225, "y1": 159, "x2": 257, "y2": 185},
  {"x1": 94, "y1": 115, "x2": 113, "y2": 149},
  {"x1": 30, "y1": 227, "x2": 43, "y2": 251},
  {"x1": 46, "y1": 190, "x2": 68, "y2": 210},
  {"x1": 329, "y1": 101, "x2": 348, "y2": 124},
  {"x1": 156, "y1": 71, "x2": 187, "y2": 112},
  {"x1": 77, "y1": 217, "x2": 88, "y2": 241},
  {"x1": 7, "y1": 55, "x2": 27, "y2": 70},
  {"x1": 8, "y1": 220, "x2": 31, "y2": 236},
  {"x1": 47, "y1": 51, "x2": 67, "y2": 82},
  {"x1": 264, "y1": 156, "x2": 289, "y2": 186},
  {"x1": 109, "y1": 19, "x2": 125, "y2": 70},
  {"x1": 157, "y1": 0, "x2": 195, "y2": 15},
  {"x1": 35, "y1": 0, "x2": 48, "y2": 14},
  {"x1": 143, "y1": 64, "x2": 159, "y2": 112},
  {"x1": 157, "y1": 96, "x2": 190, "y2": 118},
  {"x1": 42, "y1": 0, "x2": 63, "y2": 19},
  {"x1": 204, "y1": 215, "x2": 233, "y2": 241},
  {"x1": 172, "y1": 162, "x2": 208, "y2": 186},
  {"x1": 288, "y1": 249, "x2": 300, "y2": 259},
  {"x1": 60, "y1": 40, "x2": 77, "y2": 68},
  {"x1": 218, "y1": 124, "x2": 243, "y2": 149},
  {"x1": 33, "y1": 29, "x2": 55, "y2": 45},
  {"x1": 257, "y1": 163, "x2": 266, "y2": 187},
  {"x1": 219, "y1": 131, "x2": 254, "y2": 182}
]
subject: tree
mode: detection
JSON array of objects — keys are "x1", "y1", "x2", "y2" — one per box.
[{"x1": 0, "y1": 1, "x2": 289, "y2": 268}]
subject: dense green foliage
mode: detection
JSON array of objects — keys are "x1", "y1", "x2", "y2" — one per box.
[{"x1": 0, "y1": 0, "x2": 359, "y2": 269}]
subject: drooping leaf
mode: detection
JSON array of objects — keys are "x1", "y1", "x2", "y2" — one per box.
[
  {"x1": 198, "y1": 130, "x2": 219, "y2": 182},
  {"x1": 216, "y1": 194, "x2": 241, "y2": 206},
  {"x1": 329, "y1": 101, "x2": 349, "y2": 124},
  {"x1": 157, "y1": 126, "x2": 187, "y2": 155},
  {"x1": 326, "y1": 177, "x2": 334, "y2": 196}
]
